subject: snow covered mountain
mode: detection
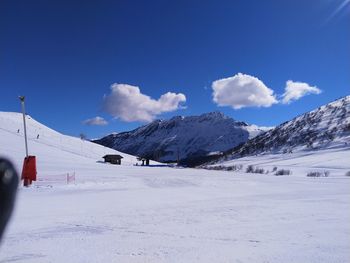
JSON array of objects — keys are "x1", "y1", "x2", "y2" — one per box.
[
  {"x1": 94, "y1": 112, "x2": 266, "y2": 166},
  {"x1": 1, "y1": 110, "x2": 349, "y2": 263},
  {"x1": 212, "y1": 96, "x2": 350, "y2": 164}
]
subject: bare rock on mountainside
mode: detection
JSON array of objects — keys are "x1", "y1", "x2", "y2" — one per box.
[
  {"x1": 93, "y1": 112, "x2": 266, "y2": 166},
  {"x1": 212, "y1": 95, "x2": 350, "y2": 164}
]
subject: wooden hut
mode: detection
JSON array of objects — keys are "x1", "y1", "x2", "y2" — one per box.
[{"x1": 102, "y1": 154, "x2": 123, "y2": 165}]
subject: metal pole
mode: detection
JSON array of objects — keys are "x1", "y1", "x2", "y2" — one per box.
[{"x1": 19, "y1": 96, "x2": 29, "y2": 157}]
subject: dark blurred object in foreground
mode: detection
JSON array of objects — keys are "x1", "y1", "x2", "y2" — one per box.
[{"x1": 0, "y1": 159, "x2": 18, "y2": 242}]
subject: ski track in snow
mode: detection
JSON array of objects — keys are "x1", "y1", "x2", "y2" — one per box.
[{"x1": 1, "y1": 172, "x2": 349, "y2": 263}]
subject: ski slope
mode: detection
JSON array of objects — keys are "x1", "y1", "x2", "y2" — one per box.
[
  {"x1": 0, "y1": 111, "x2": 349, "y2": 263},
  {"x1": 0, "y1": 111, "x2": 140, "y2": 178}
]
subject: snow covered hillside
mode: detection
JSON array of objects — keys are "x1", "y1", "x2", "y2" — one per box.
[
  {"x1": 210, "y1": 96, "x2": 350, "y2": 166},
  {"x1": 94, "y1": 112, "x2": 266, "y2": 166},
  {"x1": 203, "y1": 147, "x2": 350, "y2": 178},
  {"x1": 0, "y1": 111, "x2": 349, "y2": 263},
  {"x1": 0, "y1": 111, "x2": 140, "y2": 176}
]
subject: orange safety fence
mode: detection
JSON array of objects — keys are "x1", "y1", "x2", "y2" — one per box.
[{"x1": 34, "y1": 172, "x2": 76, "y2": 186}]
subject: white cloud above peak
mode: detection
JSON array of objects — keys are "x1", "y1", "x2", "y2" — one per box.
[
  {"x1": 83, "y1": 116, "x2": 108, "y2": 126},
  {"x1": 282, "y1": 80, "x2": 321, "y2": 104},
  {"x1": 212, "y1": 73, "x2": 278, "y2": 109},
  {"x1": 103, "y1": 83, "x2": 186, "y2": 122}
]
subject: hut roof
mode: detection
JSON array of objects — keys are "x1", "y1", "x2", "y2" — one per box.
[{"x1": 103, "y1": 154, "x2": 123, "y2": 159}]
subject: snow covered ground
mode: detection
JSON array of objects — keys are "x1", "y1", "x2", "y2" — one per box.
[
  {"x1": 207, "y1": 147, "x2": 350, "y2": 177},
  {"x1": 0, "y1": 112, "x2": 350, "y2": 262},
  {"x1": 0, "y1": 112, "x2": 140, "y2": 173}
]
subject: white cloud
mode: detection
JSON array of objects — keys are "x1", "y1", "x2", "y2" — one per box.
[
  {"x1": 103, "y1": 83, "x2": 186, "y2": 122},
  {"x1": 282, "y1": 80, "x2": 321, "y2": 104},
  {"x1": 83, "y1": 116, "x2": 108, "y2": 126},
  {"x1": 212, "y1": 73, "x2": 277, "y2": 109}
]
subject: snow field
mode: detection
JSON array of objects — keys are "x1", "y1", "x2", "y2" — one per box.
[
  {"x1": 2, "y1": 170, "x2": 349, "y2": 263},
  {"x1": 0, "y1": 111, "x2": 349, "y2": 262}
]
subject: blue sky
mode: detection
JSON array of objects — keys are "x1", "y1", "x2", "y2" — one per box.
[{"x1": 1, "y1": 0, "x2": 349, "y2": 138}]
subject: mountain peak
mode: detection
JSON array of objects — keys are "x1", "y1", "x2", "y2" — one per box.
[
  {"x1": 211, "y1": 95, "x2": 350, "y2": 163},
  {"x1": 199, "y1": 111, "x2": 226, "y2": 118},
  {"x1": 94, "y1": 112, "x2": 264, "y2": 166}
]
